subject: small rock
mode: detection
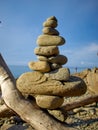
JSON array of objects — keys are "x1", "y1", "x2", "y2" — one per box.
[
  {"x1": 42, "y1": 27, "x2": 59, "y2": 35},
  {"x1": 50, "y1": 63, "x2": 62, "y2": 70},
  {"x1": 48, "y1": 109, "x2": 68, "y2": 122},
  {"x1": 48, "y1": 55, "x2": 68, "y2": 65},
  {"x1": 37, "y1": 55, "x2": 48, "y2": 61},
  {"x1": 28, "y1": 61, "x2": 51, "y2": 72},
  {"x1": 44, "y1": 68, "x2": 70, "y2": 81},
  {"x1": 35, "y1": 95, "x2": 64, "y2": 109},
  {"x1": 43, "y1": 20, "x2": 57, "y2": 28}
]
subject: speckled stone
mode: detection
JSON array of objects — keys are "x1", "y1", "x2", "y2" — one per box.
[
  {"x1": 44, "y1": 68, "x2": 70, "y2": 81},
  {"x1": 34, "y1": 46, "x2": 59, "y2": 56}
]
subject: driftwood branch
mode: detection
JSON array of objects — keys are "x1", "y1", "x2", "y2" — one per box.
[
  {"x1": 0, "y1": 54, "x2": 76, "y2": 130},
  {"x1": 61, "y1": 94, "x2": 98, "y2": 111}
]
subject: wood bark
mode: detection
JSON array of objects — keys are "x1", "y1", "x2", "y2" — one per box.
[
  {"x1": 61, "y1": 94, "x2": 98, "y2": 111},
  {"x1": 0, "y1": 54, "x2": 76, "y2": 130}
]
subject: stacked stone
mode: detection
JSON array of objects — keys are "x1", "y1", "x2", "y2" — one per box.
[
  {"x1": 27, "y1": 16, "x2": 69, "y2": 109},
  {"x1": 17, "y1": 16, "x2": 87, "y2": 111},
  {"x1": 29, "y1": 16, "x2": 68, "y2": 73}
]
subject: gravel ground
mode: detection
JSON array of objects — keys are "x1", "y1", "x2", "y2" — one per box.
[
  {"x1": 0, "y1": 91, "x2": 98, "y2": 130},
  {"x1": 64, "y1": 90, "x2": 98, "y2": 130}
]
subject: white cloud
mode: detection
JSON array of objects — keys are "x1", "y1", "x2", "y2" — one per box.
[
  {"x1": 86, "y1": 43, "x2": 98, "y2": 52},
  {"x1": 61, "y1": 42, "x2": 98, "y2": 67}
]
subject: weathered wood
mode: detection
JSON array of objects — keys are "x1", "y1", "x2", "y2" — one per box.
[
  {"x1": 61, "y1": 94, "x2": 98, "y2": 111},
  {"x1": 0, "y1": 54, "x2": 76, "y2": 130}
]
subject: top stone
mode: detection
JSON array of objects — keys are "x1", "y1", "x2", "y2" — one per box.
[
  {"x1": 47, "y1": 16, "x2": 58, "y2": 22},
  {"x1": 43, "y1": 16, "x2": 58, "y2": 28}
]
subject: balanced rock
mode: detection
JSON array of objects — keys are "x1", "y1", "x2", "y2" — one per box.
[
  {"x1": 42, "y1": 27, "x2": 59, "y2": 35},
  {"x1": 48, "y1": 55, "x2": 68, "y2": 65},
  {"x1": 16, "y1": 16, "x2": 87, "y2": 114},
  {"x1": 37, "y1": 35, "x2": 65, "y2": 46},
  {"x1": 17, "y1": 74, "x2": 87, "y2": 97},
  {"x1": 44, "y1": 68, "x2": 70, "y2": 81},
  {"x1": 28, "y1": 61, "x2": 50, "y2": 72},
  {"x1": 34, "y1": 46, "x2": 59, "y2": 56},
  {"x1": 16, "y1": 71, "x2": 47, "y2": 85},
  {"x1": 50, "y1": 63, "x2": 62, "y2": 70},
  {"x1": 35, "y1": 95, "x2": 64, "y2": 109},
  {"x1": 37, "y1": 55, "x2": 48, "y2": 61},
  {"x1": 47, "y1": 16, "x2": 58, "y2": 22},
  {"x1": 43, "y1": 16, "x2": 58, "y2": 28}
]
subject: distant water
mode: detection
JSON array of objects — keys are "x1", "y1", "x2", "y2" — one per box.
[
  {"x1": 8, "y1": 65, "x2": 93, "y2": 78},
  {"x1": 9, "y1": 65, "x2": 30, "y2": 78}
]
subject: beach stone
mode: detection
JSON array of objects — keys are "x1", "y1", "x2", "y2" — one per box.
[
  {"x1": 43, "y1": 19, "x2": 57, "y2": 28},
  {"x1": 17, "y1": 71, "x2": 47, "y2": 85},
  {"x1": 28, "y1": 61, "x2": 50, "y2": 72},
  {"x1": 34, "y1": 46, "x2": 59, "y2": 56},
  {"x1": 35, "y1": 95, "x2": 64, "y2": 109},
  {"x1": 47, "y1": 16, "x2": 58, "y2": 21},
  {"x1": 37, "y1": 55, "x2": 48, "y2": 61},
  {"x1": 17, "y1": 75, "x2": 87, "y2": 97},
  {"x1": 48, "y1": 55, "x2": 68, "y2": 65},
  {"x1": 37, "y1": 35, "x2": 65, "y2": 46},
  {"x1": 42, "y1": 27, "x2": 59, "y2": 35},
  {"x1": 44, "y1": 68, "x2": 70, "y2": 81},
  {"x1": 50, "y1": 63, "x2": 62, "y2": 70},
  {"x1": 48, "y1": 109, "x2": 68, "y2": 122}
]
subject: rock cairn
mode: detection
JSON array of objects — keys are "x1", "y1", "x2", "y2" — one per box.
[{"x1": 17, "y1": 16, "x2": 87, "y2": 110}]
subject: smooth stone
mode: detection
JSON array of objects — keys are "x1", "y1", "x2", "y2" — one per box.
[
  {"x1": 16, "y1": 71, "x2": 47, "y2": 85},
  {"x1": 47, "y1": 16, "x2": 57, "y2": 22},
  {"x1": 43, "y1": 19, "x2": 57, "y2": 28},
  {"x1": 44, "y1": 68, "x2": 70, "y2": 81},
  {"x1": 37, "y1": 35, "x2": 65, "y2": 46},
  {"x1": 48, "y1": 109, "x2": 68, "y2": 122},
  {"x1": 17, "y1": 75, "x2": 87, "y2": 97},
  {"x1": 34, "y1": 46, "x2": 59, "y2": 56},
  {"x1": 37, "y1": 55, "x2": 48, "y2": 61},
  {"x1": 28, "y1": 61, "x2": 50, "y2": 72},
  {"x1": 48, "y1": 55, "x2": 68, "y2": 65},
  {"x1": 50, "y1": 63, "x2": 62, "y2": 70},
  {"x1": 35, "y1": 95, "x2": 64, "y2": 109},
  {"x1": 42, "y1": 27, "x2": 59, "y2": 35}
]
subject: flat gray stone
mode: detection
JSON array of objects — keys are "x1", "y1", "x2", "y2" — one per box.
[{"x1": 44, "y1": 68, "x2": 70, "y2": 81}]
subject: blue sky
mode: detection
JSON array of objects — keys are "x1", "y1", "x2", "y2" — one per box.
[{"x1": 0, "y1": 0, "x2": 98, "y2": 67}]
